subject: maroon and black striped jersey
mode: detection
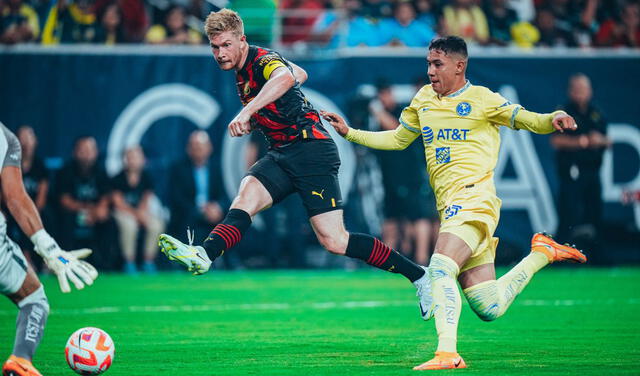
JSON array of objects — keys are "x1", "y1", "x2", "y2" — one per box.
[{"x1": 235, "y1": 45, "x2": 330, "y2": 148}]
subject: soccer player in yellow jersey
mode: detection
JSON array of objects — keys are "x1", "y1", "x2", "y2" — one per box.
[{"x1": 321, "y1": 36, "x2": 587, "y2": 370}]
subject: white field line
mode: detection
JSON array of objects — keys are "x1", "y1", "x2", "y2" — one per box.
[{"x1": 0, "y1": 298, "x2": 638, "y2": 316}]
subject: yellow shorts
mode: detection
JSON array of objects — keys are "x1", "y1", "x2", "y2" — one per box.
[{"x1": 438, "y1": 180, "x2": 501, "y2": 273}]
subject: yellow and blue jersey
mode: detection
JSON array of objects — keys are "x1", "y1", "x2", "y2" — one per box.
[{"x1": 399, "y1": 80, "x2": 549, "y2": 211}]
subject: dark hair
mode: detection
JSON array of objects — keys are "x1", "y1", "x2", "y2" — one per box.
[
  {"x1": 568, "y1": 72, "x2": 590, "y2": 87},
  {"x1": 375, "y1": 78, "x2": 391, "y2": 91},
  {"x1": 73, "y1": 135, "x2": 95, "y2": 148},
  {"x1": 428, "y1": 36, "x2": 468, "y2": 58}
]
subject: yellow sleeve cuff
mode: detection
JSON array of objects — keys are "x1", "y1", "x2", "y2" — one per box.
[{"x1": 513, "y1": 109, "x2": 563, "y2": 134}]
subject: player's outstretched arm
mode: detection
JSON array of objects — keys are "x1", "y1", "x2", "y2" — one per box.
[
  {"x1": 512, "y1": 109, "x2": 578, "y2": 134},
  {"x1": 486, "y1": 91, "x2": 578, "y2": 135},
  {"x1": 228, "y1": 67, "x2": 297, "y2": 137},
  {"x1": 320, "y1": 110, "x2": 418, "y2": 150},
  {"x1": 1, "y1": 166, "x2": 98, "y2": 293}
]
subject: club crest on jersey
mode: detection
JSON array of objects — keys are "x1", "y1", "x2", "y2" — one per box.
[
  {"x1": 422, "y1": 126, "x2": 434, "y2": 144},
  {"x1": 456, "y1": 102, "x2": 472, "y2": 117},
  {"x1": 435, "y1": 147, "x2": 450, "y2": 164}
]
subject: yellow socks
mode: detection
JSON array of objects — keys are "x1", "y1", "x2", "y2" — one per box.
[
  {"x1": 463, "y1": 252, "x2": 549, "y2": 321},
  {"x1": 428, "y1": 254, "x2": 461, "y2": 353}
]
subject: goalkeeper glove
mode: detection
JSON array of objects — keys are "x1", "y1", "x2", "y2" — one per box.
[{"x1": 30, "y1": 229, "x2": 99, "y2": 293}]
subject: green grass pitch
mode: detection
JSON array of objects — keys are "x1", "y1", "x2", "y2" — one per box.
[{"x1": 1, "y1": 267, "x2": 639, "y2": 375}]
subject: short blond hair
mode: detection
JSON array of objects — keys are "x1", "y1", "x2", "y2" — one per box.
[{"x1": 204, "y1": 9, "x2": 244, "y2": 38}]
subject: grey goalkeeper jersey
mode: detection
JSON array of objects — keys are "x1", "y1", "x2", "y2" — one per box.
[
  {"x1": 0, "y1": 122, "x2": 22, "y2": 232},
  {"x1": 0, "y1": 122, "x2": 21, "y2": 169}
]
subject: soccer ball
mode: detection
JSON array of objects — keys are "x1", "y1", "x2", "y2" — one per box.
[{"x1": 65, "y1": 327, "x2": 115, "y2": 375}]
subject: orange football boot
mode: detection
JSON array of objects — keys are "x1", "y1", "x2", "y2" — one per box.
[
  {"x1": 2, "y1": 356, "x2": 42, "y2": 376},
  {"x1": 413, "y1": 351, "x2": 467, "y2": 370},
  {"x1": 531, "y1": 232, "x2": 587, "y2": 263}
]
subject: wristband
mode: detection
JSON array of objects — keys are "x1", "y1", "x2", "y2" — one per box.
[{"x1": 30, "y1": 229, "x2": 59, "y2": 257}]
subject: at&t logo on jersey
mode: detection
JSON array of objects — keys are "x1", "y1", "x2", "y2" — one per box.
[
  {"x1": 436, "y1": 147, "x2": 450, "y2": 164},
  {"x1": 422, "y1": 126, "x2": 434, "y2": 144},
  {"x1": 456, "y1": 102, "x2": 472, "y2": 116},
  {"x1": 437, "y1": 128, "x2": 470, "y2": 141}
]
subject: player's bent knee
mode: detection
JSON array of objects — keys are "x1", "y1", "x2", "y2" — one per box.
[
  {"x1": 318, "y1": 235, "x2": 347, "y2": 255},
  {"x1": 472, "y1": 308, "x2": 499, "y2": 322},
  {"x1": 18, "y1": 285, "x2": 50, "y2": 315},
  {"x1": 466, "y1": 295, "x2": 500, "y2": 321}
]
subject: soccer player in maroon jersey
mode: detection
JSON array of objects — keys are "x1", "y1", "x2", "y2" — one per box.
[{"x1": 158, "y1": 9, "x2": 434, "y2": 319}]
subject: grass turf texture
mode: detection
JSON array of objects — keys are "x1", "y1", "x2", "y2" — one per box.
[{"x1": 1, "y1": 268, "x2": 639, "y2": 375}]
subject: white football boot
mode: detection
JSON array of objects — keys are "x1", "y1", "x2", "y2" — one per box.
[
  {"x1": 413, "y1": 266, "x2": 435, "y2": 320},
  {"x1": 158, "y1": 229, "x2": 212, "y2": 275}
]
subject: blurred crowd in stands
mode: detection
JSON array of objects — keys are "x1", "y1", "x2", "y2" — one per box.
[{"x1": 0, "y1": 0, "x2": 638, "y2": 48}]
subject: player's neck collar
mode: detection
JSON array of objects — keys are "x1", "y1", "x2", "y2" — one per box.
[
  {"x1": 445, "y1": 80, "x2": 471, "y2": 98},
  {"x1": 237, "y1": 44, "x2": 253, "y2": 72}
]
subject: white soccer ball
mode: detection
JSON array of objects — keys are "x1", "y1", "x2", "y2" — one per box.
[{"x1": 65, "y1": 327, "x2": 115, "y2": 375}]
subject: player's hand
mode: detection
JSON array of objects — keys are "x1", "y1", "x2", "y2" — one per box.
[
  {"x1": 228, "y1": 112, "x2": 252, "y2": 137},
  {"x1": 320, "y1": 111, "x2": 350, "y2": 137},
  {"x1": 552, "y1": 113, "x2": 578, "y2": 133},
  {"x1": 39, "y1": 246, "x2": 99, "y2": 293}
]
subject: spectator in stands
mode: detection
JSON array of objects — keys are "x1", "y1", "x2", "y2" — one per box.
[
  {"x1": 0, "y1": 0, "x2": 39, "y2": 44},
  {"x1": 595, "y1": 1, "x2": 640, "y2": 47},
  {"x1": 94, "y1": 0, "x2": 147, "y2": 42},
  {"x1": 56, "y1": 136, "x2": 113, "y2": 269},
  {"x1": 573, "y1": 0, "x2": 600, "y2": 47},
  {"x1": 545, "y1": 0, "x2": 592, "y2": 45},
  {"x1": 379, "y1": 1, "x2": 436, "y2": 47},
  {"x1": 181, "y1": 0, "x2": 219, "y2": 20},
  {"x1": 94, "y1": 2, "x2": 126, "y2": 44},
  {"x1": 145, "y1": 5, "x2": 201, "y2": 45},
  {"x1": 509, "y1": 0, "x2": 536, "y2": 22},
  {"x1": 510, "y1": 19, "x2": 541, "y2": 48},
  {"x1": 280, "y1": 0, "x2": 325, "y2": 45},
  {"x1": 5, "y1": 126, "x2": 48, "y2": 271},
  {"x1": 369, "y1": 79, "x2": 437, "y2": 265},
  {"x1": 16, "y1": 126, "x2": 48, "y2": 212},
  {"x1": 167, "y1": 131, "x2": 227, "y2": 258},
  {"x1": 535, "y1": 7, "x2": 577, "y2": 46},
  {"x1": 414, "y1": 0, "x2": 438, "y2": 31},
  {"x1": 112, "y1": 146, "x2": 164, "y2": 274},
  {"x1": 551, "y1": 73, "x2": 611, "y2": 259},
  {"x1": 441, "y1": 0, "x2": 489, "y2": 44},
  {"x1": 30, "y1": 0, "x2": 52, "y2": 32},
  {"x1": 310, "y1": 0, "x2": 382, "y2": 47},
  {"x1": 485, "y1": 0, "x2": 519, "y2": 45},
  {"x1": 361, "y1": 0, "x2": 393, "y2": 19},
  {"x1": 41, "y1": 0, "x2": 99, "y2": 44}
]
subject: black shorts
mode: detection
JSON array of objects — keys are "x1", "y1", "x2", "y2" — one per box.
[{"x1": 247, "y1": 139, "x2": 343, "y2": 217}]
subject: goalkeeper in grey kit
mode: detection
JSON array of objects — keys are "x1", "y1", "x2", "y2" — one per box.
[{"x1": 0, "y1": 122, "x2": 98, "y2": 376}]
